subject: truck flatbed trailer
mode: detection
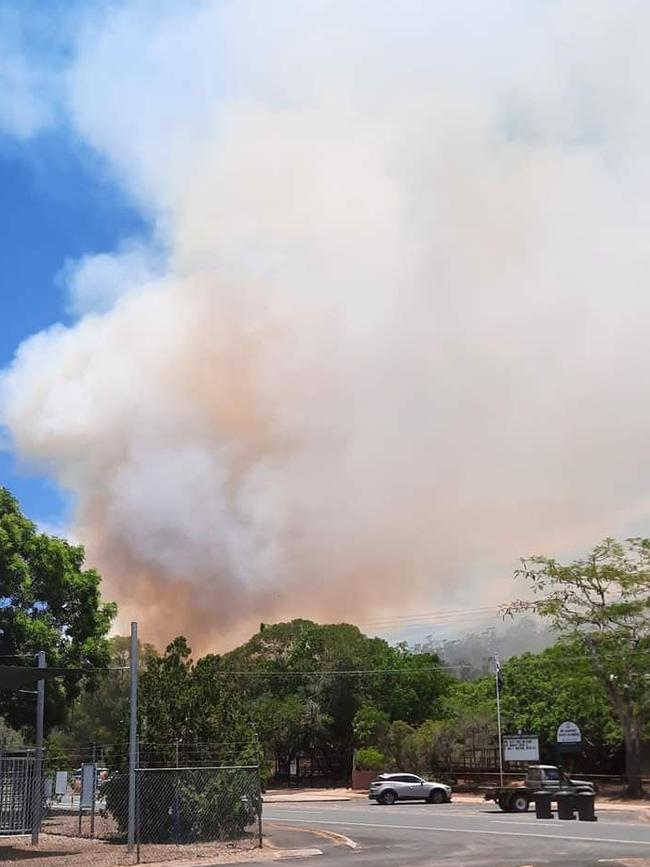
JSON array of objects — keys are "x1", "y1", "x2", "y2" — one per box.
[{"x1": 483, "y1": 765, "x2": 595, "y2": 812}]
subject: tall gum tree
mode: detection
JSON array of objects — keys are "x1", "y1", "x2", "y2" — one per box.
[{"x1": 507, "y1": 538, "x2": 650, "y2": 797}]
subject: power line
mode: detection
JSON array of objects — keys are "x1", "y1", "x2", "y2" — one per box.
[
  {"x1": 210, "y1": 605, "x2": 510, "y2": 641},
  {"x1": 190, "y1": 648, "x2": 650, "y2": 678},
  {"x1": 209, "y1": 664, "x2": 474, "y2": 677},
  {"x1": 9, "y1": 652, "x2": 646, "y2": 682},
  {"x1": 355, "y1": 606, "x2": 502, "y2": 626}
]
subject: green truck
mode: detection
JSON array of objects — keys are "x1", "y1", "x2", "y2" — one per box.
[{"x1": 484, "y1": 765, "x2": 595, "y2": 812}]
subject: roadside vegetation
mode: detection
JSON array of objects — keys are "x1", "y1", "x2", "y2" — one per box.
[{"x1": 1, "y1": 488, "x2": 648, "y2": 795}]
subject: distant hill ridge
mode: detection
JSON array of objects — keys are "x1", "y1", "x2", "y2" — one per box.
[{"x1": 412, "y1": 617, "x2": 555, "y2": 680}]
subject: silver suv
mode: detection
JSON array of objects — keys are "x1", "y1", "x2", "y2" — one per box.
[{"x1": 369, "y1": 773, "x2": 452, "y2": 805}]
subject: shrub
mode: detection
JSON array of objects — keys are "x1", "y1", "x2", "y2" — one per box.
[
  {"x1": 103, "y1": 768, "x2": 260, "y2": 843},
  {"x1": 355, "y1": 746, "x2": 385, "y2": 771}
]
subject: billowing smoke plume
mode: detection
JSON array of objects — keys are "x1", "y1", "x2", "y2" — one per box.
[{"x1": 3, "y1": 1, "x2": 650, "y2": 649}]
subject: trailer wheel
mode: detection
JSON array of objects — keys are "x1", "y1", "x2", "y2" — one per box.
[
  {"x1": 510, "y1": 794, "x2": 529, "y2": 813},
  {"x1": 497, "y1": 796, "x2": 510, "y2": 812}
]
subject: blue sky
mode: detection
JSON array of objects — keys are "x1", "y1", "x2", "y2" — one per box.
[{"x1": 0, "y1": 126, "x2": 146, "y2": 527}]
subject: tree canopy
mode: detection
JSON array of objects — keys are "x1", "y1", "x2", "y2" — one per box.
[
  {"x1": 508, "y1": 537, "x2": 650, "y2": 795},
  {"x1": 216, "y1": 620, "x2": 452, "y2": 780},
  {"x1": 0, "y1": 487, "x2": 116, "y2": 733},
  {"x1": 136, "y1": 637, "x2": 261, "y2": 770},
  {"x1": 3, "y1": 486, "x2": 640, "y2": 794}
]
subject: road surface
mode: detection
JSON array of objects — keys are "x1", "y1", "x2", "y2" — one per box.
[{"x1": 263, "y1": 798, "x2": 650, "y2": 866}]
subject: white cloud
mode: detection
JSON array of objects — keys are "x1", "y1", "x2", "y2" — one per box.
[{"x1": 59, "y1": 241, "x2": 164, "y2": 316}]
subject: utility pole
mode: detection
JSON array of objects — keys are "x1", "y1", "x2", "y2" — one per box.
[
  {"x1": 127, "y1": 623, "x2": 138, "y2": 853},
  {"x1": 31, "y1": 651, "x2": 46, "y2": 845},
  {"x1": 495, "y1": 654, "x2": 504, "y2": 787}
]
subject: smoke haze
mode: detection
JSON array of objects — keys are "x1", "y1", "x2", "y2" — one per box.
[{"x1": 3, "y1": 1, "x2": 650, "y2": 649}]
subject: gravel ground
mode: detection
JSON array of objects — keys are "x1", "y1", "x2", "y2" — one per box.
[{"x1": 0, "y1": 833, "x2": 263, "y2": 866}]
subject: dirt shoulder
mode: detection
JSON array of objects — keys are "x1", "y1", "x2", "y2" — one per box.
[
  {"x1": 0, "y1": 834, "x2": 268, "y2": 867},
  {"x1": 264, "y1": 787, "x2": 360, "y2": 803}
]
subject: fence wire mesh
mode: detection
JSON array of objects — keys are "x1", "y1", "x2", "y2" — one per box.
[
  {"x1": 39, "y1": 764, "x2": 262, "y2": 864},
  {"x1": 134, "y1": 766, "x2": 262, "y2": 862},
  {"x1": 42, "y1": 769, "x2": 128, "y2": 842},
  {"x1": 0, "y1": 755, "x2": 35, "y2": 836}
]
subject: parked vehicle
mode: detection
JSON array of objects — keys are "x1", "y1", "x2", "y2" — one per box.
[
  {"x1": 484, "y1": 764, "x2": 595, "y2": 812},
  {"x1": 369, "y1": 773, "x2": 452, "y2": 805}
]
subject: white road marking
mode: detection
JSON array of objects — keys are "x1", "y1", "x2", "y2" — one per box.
[
  {"x1": 274, "y1": 848, "x2": 323, "y2": 859},
  {"x1": 266, "y1": 816, "x2": 650, "y2": 847},
  {"x1": 267, "y1": 821, "x2": 358, "y2": 849},
  {"x1": 268, "y1": 806, "x2": 640, "y2": 829},
  {"x1": 489, "y1": 819, "x2": 567, "y2": 827}
]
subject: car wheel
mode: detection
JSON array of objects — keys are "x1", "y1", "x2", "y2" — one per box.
[
  {"x1": 510, "y1": 794, "x2": 529, "y2": 813},
  {"x1": 428, "y1": 789, "x2": 446, "y2": 804},
  {"x1": 380, "y1": 790, "x2": 397, "y2": 805}
]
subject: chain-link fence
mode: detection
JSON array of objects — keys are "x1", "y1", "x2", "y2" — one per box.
[
  {"x1": 42, "y1": 768, "x2": 127, "y2": 842},
  {"x1": 0, "y1": 754, "x2": 36, "y2": 836},
  {"x1": 134, "y1": 766, "x2": 262, "y2": 862},
  {"x1": 40, "y1": 764, "x2": 262, "y2": 864}
]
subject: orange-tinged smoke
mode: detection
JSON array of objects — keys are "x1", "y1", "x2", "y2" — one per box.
[{"x1": 4, "y1": 1, "x2": 650, "y2": 651}]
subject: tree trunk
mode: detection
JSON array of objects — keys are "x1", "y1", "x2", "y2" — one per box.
[
  {"x1": 622, "y1": 717, "x2": 644, "y2": 798},
  {"x1": 597, "y1": 660, "x2": 646, "y2": 799}
]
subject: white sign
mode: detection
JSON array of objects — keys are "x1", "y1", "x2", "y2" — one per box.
[
  {"x1": 557, "y1": 721, "x2": 582, "y2": 744},
  {"x1": 503, "y1": 735, "x2": 539, "y2": 762},
  {"x1": 55, "y1": 771, "x2": 68, "y2": 796},
  {"x1": 80, "y1": 763, "x2": 96, "y2": 808}
]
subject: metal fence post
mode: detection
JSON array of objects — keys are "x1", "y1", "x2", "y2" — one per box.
[
  {"x1": 0, "y1": 749, "x2": 5, "y2": 832},
  {"x1": 90, "y1": 757, "x2": 96, "y2": 839},
  {"x1": 128, "y1": 622, "x2": 138, "y2": 852},
  {"x1": 136, "y1": 770, "x2": 141, "y2": 864},
  {"x1": 31, "y1": 651, "x2": 45, "y2": 845},
  {"x1": 257, "y1": 765, "x2": 263, "y2": 848}
]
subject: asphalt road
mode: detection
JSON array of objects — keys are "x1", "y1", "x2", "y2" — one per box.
[{"x1": 263, "y1": 799, "x2": 650, "y2": 866}]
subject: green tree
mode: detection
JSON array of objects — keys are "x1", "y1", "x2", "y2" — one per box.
[
  {"x1": 0, "y1": 716, "x2": 23, "y2": 750},
  {"x1": 135, "y1": 637, "x2": 260, "y2": 770},
  {"x1": 353, "y1": 704, "x2": 390, "y2": 747},
  {"x1": 500, "y1": 644, "x2": 621, "y2": 772},
  {"x1": 508, "y1": 538, "x2": 650, "y2": 796},
  {"x1": 48, "y1": 635, "x2": 157, "y2": 767},
  {"x1": 0, "y1": 487, "x2": 116, "y2": 733},
  {"x1": 442, "y1": 676, "x2": 496, "y2": 725},
  {"x1": 382, "y1": 720, "x2": 417, "y2": 771},
  {"x1": 219, "y1": 620, "x2": 451, "y2": 779},
  {"x1": 251, "y1": 694, "x2": 311, "y2": 776},
  {"x1": 355, "y1": 746, "x2": 385, "y2": 771}
]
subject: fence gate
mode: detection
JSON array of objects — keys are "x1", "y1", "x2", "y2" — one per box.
[{"x1": 0, "y1": 755, "x2": 35, "y2": 835}]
